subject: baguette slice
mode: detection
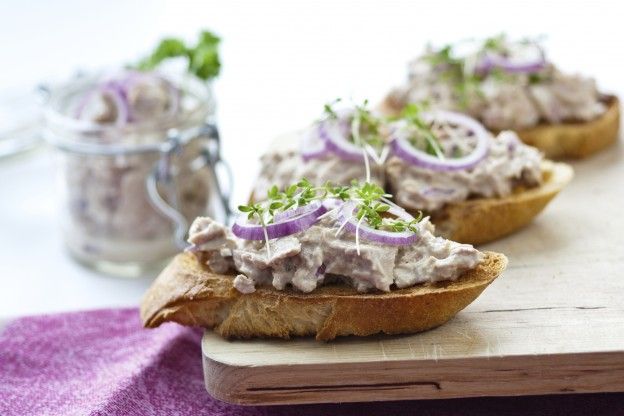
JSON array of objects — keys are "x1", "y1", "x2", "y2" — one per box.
[
  {"x1": 425, "y1": 161, "x2": 573, "y2": 245},
  {"x1": 381, "y1": 95, "x2": 620, "y2": 160},
  {"x1": 141, "y1": 251, "x2": 507, "y2": 341},
  {"x1": 515, "y1": 95, "x2": 620, "y2": 159}
]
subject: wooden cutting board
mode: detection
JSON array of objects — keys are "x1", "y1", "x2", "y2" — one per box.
[{"x1": 202, "y1": 135, "x2": 624, "y2": 406}]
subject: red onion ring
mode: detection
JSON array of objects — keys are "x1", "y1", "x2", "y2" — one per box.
[
  {"x1": 390, "y1": 110, "x2": 489, "y2": 171},
  {"x1": 300, "y1": 124, "x2": 330, "y2": 161},
  {"x1": 232, "y1": 201, "x2": 327, "y2": 240},
  {"x1": 476, "y1": 42, "x2": 546, "y2": 75},
  {"x1": 318, "y1": 120, "x2": 367, "y2": 162},
  {"x1": 273, "y1": 201, "x2": 324, "y2": 222},
  {"x1": 75, "y1": 85, "x2": 129, "y2": 126},
  {"x1": 75, "y1": 71, "x2": 180, "y2": 125},
  {"x1": 337, "y1": 202, "x2": 419, "y2": 246}
]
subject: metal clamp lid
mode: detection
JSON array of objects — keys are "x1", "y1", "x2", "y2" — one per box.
[{"x1": 147, "y1": 121, "x2": 232, "y2": 250}]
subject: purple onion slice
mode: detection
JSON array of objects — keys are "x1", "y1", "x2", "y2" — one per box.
[
  {"x1": 390, "y1": 110, "x2": 489, "y2": 171},
  {"x1": 273, "y1": 200, "x2": 324, "y2": 222},
  {"x1": 476, "y1": 42, "x2": 546, "y2": 75},
  {"x1": 318, "y1": 120, "x2": 367, "y2": 162},
  {"x1": 75, "y1": 85, "x2": 129, "y2": 126},
  {"x1": 338, "y1": 201, "x2": 420, "y2": 246},
  {"x1": 75, "y1": 71, "x2": 180, "y2": 125},
  {"x1": 232, "y1": 201, "x2": 327, "y2": 240},
  {"x1": 300, "y1": 124, "x2": 330, "y2": 161}
]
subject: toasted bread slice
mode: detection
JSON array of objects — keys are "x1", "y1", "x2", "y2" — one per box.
[
  {"x1": 141, "y1": 251, "x2": 507, "y2": 341},
  {"x1": 380, "y1": 95, "x2": 620, "y2": 160},
  {"x1": 515, "y1": 95, "x2": 620, "y2": 159},
  {"x1": 424, "y1": 161, "x2": 573, "y2": 245}
]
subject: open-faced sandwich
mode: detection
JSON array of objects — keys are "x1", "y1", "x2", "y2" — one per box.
[
  {"x1": 141, "y1": 180, "x2": 507, "y2": 340},
  {"x1": 253, "y1": 101, "x2": 573, "y2": 244},
  {"x1": 253, "y1": 100, "x2": 386, "y2": 198},
  {"x1": 382, "y1": 34, "x2": 620, "y2": 159},
  {"x1": 384, "y1": 104, "x2": 573, "y2": 244}
]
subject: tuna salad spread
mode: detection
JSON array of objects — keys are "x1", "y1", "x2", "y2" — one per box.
[
  {"x1": 188, "y1": 180, "x2": 483, "y2": 293},
  {"x1": 253, "y1": 100, "x2": 386, "y2": 198},
  {"x1": 50, "y1": 69, "x2": 217, "y2": 265},
  {"x1": 385, "y1": 109, "x2": 543, "y2": 211},
  {"x1": 386, "y1": 34, "x2": 606, "y2": 131},
  {"x1": 254, "y1": 98, "x2": 544, "y2": 214}
]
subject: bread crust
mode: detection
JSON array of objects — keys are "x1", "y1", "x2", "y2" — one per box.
[
  {"x1": 381, "y1": 95, "x2": 620, "y2": 160},
  {"x1": 140, "y1": 251, "x2": 507, "y2": 341},
  {"x1": 515, "y1": 95, "x2": 620, "y2": 159},
  {"x1": 426, "y1": 161, "x2": 573, "y2": 245}
]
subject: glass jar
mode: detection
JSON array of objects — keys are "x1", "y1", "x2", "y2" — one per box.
[{"x1": 42, "y1": 72, "x2": 231, "y2": 276}]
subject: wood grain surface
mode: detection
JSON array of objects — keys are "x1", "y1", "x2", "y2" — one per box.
[{"x1": 202, "y1": 135, "x2": 624, "y2": 405}]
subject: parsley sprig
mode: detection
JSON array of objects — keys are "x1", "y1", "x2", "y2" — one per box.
[
  {"x1": 138, "y1": 30, "x2": 221, "y2": 80},
  {"x1": 238, "y1": 179, "x2": 423, "y2": 234}
]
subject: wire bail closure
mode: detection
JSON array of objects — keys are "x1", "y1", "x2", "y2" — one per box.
[{"x1": 147, "y1": 121, "x2": 232, "y2": 250}]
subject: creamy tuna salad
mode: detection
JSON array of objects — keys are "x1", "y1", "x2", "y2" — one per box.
[
  {"x1": 188, "y1": 180, "x2": 483, "y2": 293},
  {"x1": 386, "y1": 34, "x2": 606, "y2": 131},
  {"x1": 386, "y1": 109, "x2": 543, "y2": 211},
  {"x1": 254, "y1": 149, "x2": 384, "y2": 199},
  {"x1": 75, "y1": 71, "x2": 180, "y2": 125},
  {"x1": 55, "y1": 70, "x2": 217, "y2": 264},
  {"x1": 253, "y1": 100, "x2": 386, "y2": 198},
  {"x1": 256, "y1": 101, "x2": 545, "y2": 215}
]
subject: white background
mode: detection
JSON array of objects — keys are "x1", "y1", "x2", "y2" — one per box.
[{"x1": 1, "y1": 0, "x2": 622, "y2": 317}]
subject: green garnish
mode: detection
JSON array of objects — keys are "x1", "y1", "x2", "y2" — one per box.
[
  {"x1": 422, "y1": 34, "x2": 547, "y2": 108},
  {"x1": 323, "y1": 98, "x2": 342, "y2": 120},
  {"x1": 399, "y1": 103, "x2": 445, "y2": 159},
  {"x1": 483, "y1": 33, "x2": 508, "y2": 53},
  {"x1": 528, "y1": 72, "x2": 548, "y2": 84},
  {"x1": 351, "y1": 100, "x2": 385, "y2": 149},
  {"x1": 455, "y1": 73, "x2": 484, "y2": 108},
  {"x1": 238, "y1": 179, "x2": 422, "y2": 234},
  {"x1": 425, "y1": 44, "x2": 459, "y2": 68},
  {"x1": 488, "y1": 67, "x2": 514, "y2": 83},
  {"x1": 323, "y1": 99, "x2": 385, "y2": 150},
  {"x1": 423, "y1": 44, "x2": 482, "y2": 110},
  {"x1": 138, "y1": 30, "x2": 221, "y2": 80},
  {"x1": 352, "y1": 182, "x2": 422, "y2": 232}
]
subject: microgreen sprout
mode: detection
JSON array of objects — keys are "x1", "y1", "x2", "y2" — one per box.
[
  {"x1": 322, "y1": 98, "x2": 388, "y2": 181},
  {"x1": 423, "y1": 34, "x2": 546, "y2": 109},
  {"x1": 238, "y1": 179, "x2": 424, "y2": 252},
  {"x1": 424, "y1": 43, "x2": 483, "y2": 109},
  {"x1": 352, "y1": 99, "x2": 386, "y2": 150},
  {"x1": 323, "y1": 98, "x2": 342, "y2": 119},
  {"x1": 322, "y1": 99, "x2": 386, "y2": 151},
  {"x1": 482, "y1": 33, "x2": 508, "y2": 54},
  {"x1": 398, "y1": 103, "x2": 445, "y2": 159}
]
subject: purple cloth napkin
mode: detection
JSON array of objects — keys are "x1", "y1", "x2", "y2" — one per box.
[{"x1": 0, "y1": 308, "x2": 622, "y2": 416}]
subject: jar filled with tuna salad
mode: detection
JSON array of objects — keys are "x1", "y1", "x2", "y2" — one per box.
[{"x1": 43, "y1": 70, "x2": 231, "y2": 276}]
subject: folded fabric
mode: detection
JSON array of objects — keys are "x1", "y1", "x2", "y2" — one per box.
[{"x1": 0, "y1": 308, "x2": 621, "y2": 416}]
